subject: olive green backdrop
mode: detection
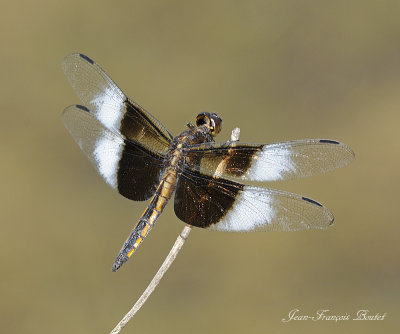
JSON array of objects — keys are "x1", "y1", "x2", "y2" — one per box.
[{"x1": 1, "y1": 1, "x2": 398, "y2": 333}]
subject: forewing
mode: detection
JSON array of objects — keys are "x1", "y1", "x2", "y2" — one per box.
[
  {"x1": 185, "y1": 139, "x2": 354, "y2": 182},
  {"x1": 174, "y1": 169, "x2": 334, "y2": 231},
  {"x1": 62, "y1": 105, "x2": 166, "y2": 201},
  {"x1": 62, "y1": 53, "x2": 173, "y2": 153}
]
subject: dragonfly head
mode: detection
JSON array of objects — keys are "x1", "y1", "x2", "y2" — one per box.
[{"x1": 196, "y1": 112, "x2": 222, "y2": 137}]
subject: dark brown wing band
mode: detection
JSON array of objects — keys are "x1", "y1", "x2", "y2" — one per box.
[
  {"x1": 117, "y1": 141, "x2": 166, "y2": 201},
  {"x1": 174, "y1": 169, "x2": 243, "y2": 228}
]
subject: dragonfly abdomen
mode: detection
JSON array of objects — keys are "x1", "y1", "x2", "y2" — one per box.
[{"x1": 112, "y1": 165, "x2": 179, "y2": 271}]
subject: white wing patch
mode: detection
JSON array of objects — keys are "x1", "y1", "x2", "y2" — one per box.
[
  {"x1": 245, "y1": 146, "x2": 295, "y2": 181},
  {"x1": 91, "y1": 86, "x2": 125, "y2": 131},
  {"x1": 94, "y1": 132, "x2": 124, "y2": 189},
  {"x1": 210, "y1": 186, "x2": 276, "y2": 232}
]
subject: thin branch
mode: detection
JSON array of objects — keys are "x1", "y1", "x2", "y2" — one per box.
[
  {"x1": 110, "y1": 226, "x2": 192, "y2": 334},
  {"x1": 109, "y1": 127, "x2": 241, "y2": 334}
]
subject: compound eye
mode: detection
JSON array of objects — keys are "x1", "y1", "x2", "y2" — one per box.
[{"x1": 196, "y1": 112, "x2": 210, "y2": 127}]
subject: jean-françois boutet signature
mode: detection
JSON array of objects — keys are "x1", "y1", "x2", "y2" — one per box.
[{"x1": 282, "y1": 309, "x2": 387, "y2": 322}]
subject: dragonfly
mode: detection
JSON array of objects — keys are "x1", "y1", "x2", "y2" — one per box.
[{"x1": 62, "y1": 53, "x2": 354, "y2": 272}]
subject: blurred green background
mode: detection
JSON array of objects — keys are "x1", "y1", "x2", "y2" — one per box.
[{"x1": 1, "y1": 1, "x2": 399, "y2": 333}]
